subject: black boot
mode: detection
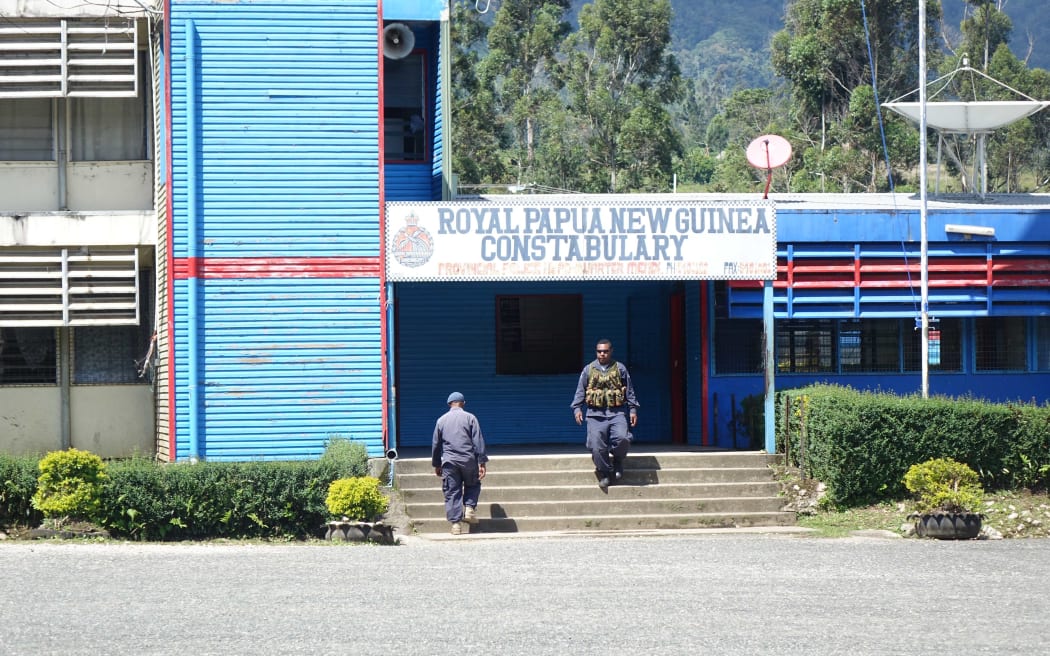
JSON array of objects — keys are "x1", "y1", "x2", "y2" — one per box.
[{"x1": 595, "y1": 469, "x2": 610, "y2": 491}]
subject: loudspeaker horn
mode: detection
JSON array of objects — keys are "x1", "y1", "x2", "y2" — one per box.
[{"x1": 383, "y1": 23, "x2": 415, "y2": 60}]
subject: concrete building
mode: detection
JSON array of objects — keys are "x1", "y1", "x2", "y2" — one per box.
[{"x1": 0, "y1": 0, "x2": 160, "y2": 457}]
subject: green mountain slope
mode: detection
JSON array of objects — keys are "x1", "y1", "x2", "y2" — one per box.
[{"x1": 565, "y1": 0, "x2": 1049, "y2": 90}]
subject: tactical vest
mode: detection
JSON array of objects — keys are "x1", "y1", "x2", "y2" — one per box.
[{"x1": 584, "y1": 361, "x2": 626, "y2": 409}]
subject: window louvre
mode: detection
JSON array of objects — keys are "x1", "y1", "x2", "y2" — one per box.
[
  {"x1": 0, "y1": 248, "x2": 140, "y2": 326},
  {"x1": 0, "y1": 18, "x2": 138, "y2": 98}
]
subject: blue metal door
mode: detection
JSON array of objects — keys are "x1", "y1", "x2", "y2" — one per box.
[{"x1": 627, "y1": 289, "x2": 671, "y2": 442}]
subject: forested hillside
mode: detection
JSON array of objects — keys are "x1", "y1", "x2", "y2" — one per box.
[
  {"x1": 567, "y1": 0, "x2": 1049, "y2": 89},
  {"x1": 453, "y1": 1, "x2": 1050, "y2": 195}
]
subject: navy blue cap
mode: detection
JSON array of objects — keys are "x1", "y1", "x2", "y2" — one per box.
[{"x1": 447, "y1": 392, "x2": 465, "y2": 404}]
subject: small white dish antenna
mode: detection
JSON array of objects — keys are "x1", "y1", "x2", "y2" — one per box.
[{"x1": 746, "y1": 134, "x2": 792, "y2": 199}]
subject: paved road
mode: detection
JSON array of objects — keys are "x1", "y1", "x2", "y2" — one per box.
[{"x1": 2, "y1": 531, "x2": 1048, "y2": 655}]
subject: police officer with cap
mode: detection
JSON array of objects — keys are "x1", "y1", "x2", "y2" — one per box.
[{"x1": 432, "y1": 391, "x2": 489, "y2": 535}]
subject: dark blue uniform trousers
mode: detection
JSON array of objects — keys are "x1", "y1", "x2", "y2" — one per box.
[
  {"x1": 586, "y1": 413, "x2": 630, "y2": 478},
  {"x1": 441, "y1": 460, "x2": 482, "y2": 523}
]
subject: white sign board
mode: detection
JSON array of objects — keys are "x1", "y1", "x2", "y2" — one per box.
[{"x1": 385, "y1": 198, "x2": 776, "y2": 281}]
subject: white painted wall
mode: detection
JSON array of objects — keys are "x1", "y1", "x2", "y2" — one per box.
[
  {"x1": 71, "y1": 385, "x2": 155, "y2": 458},
  {"x1": 0, "y1": 388, "x2": 63, "y2": 455},
  {"x1": 0, "y1": 161, "x2": 153, "y2": 216},
  {"x1": 0, "y1": 163, "x2": 60, "y2": 211},
  {"x1": 67, "y1": 162, "x2": 155, "y2": 211},
  {"x1": 0, "y1": 385, "x2": 154, "y2": 458}
]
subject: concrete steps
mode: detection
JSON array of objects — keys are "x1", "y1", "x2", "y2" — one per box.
[{"x1": 394, "y1": 448, "x2": 795, "y2": 534}]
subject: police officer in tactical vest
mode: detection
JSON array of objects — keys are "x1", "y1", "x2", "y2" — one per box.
[{"x1": 571, "y1": 339, "x2": 639, "y2": 491}]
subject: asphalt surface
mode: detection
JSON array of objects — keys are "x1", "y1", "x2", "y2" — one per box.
[{"x1": 2, "y1": 531, "x2": 1049, "y2": 655}]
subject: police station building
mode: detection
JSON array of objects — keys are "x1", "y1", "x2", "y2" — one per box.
[
  {"x1": 387, "y1": 193, "x2": 1050, "y2": 457},
  {"x1": 4, "y1": 0, "x2": 1048, "y2": 462}
]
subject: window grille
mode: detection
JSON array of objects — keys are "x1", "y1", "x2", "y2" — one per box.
[
  {"x1": 903, "y1": 319, "x2": 963, "y2": 372},
  {"x1": 1037, "y1": 317, "x2": 1050, "y2": 372},
  {"x1": 714, "y1": 318, "x2": 763, "y2": 374},
  {"x1": 975, "y1": 317, "x2": 1027, "y2": 372},
  {"x1": 72, "y1": 270, "x2": 152, "y2": 384},
  {"x1": 776, "y1": 320, "x2": 835, "y2": 373},
  {"x1": 840, "y1": 319, "x2": 902, "y2": 373},
  {"x1": 0, "y1": 248, "x2": 140, "y2": 327},
  {"x1": 0, "y1": 327, "x2": 57, "y2": 384},
  {"x1": 0, "y1": 18, "x2": 139, "y2": 98}
]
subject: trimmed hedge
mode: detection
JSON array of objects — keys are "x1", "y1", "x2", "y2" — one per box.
[
  {"x1": 777, "y1": 384, "x2": 1050, "y2": 508},
  {"x1": 1, "y1": 437, "x2": 372, "y2": 541},
  {"x1": 0, "y1": 454, "x2": 43, "y2": 527}
]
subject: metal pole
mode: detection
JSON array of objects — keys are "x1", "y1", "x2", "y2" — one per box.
[{"x1": 919, "y1": 0, "x2": 930, "y2": 399}]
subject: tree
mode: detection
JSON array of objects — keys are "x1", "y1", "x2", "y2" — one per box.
[
  {"x1": 532, "y1": 96, "x2": 589, "y2": 192},
  {"x1": 982, "y1": 44, "x2": 1050, "y2": 192},
  {"x1": 556, "y1": 0, "x2": 682, "y2": 192},
  {"x1": 771, "y1": 0, "x2": 941, "y2": 126},
  {"x1": 959, "y1": 0, "x2": 1013, "y2": 69},
  {"x1": 485, "y1": 1, "x2": 572, "y2": 184},
  {"x1": 934, "y1": 2, "x2": 1050, "y2": 193},
  {"x1": 450, "y1": 1, "x2": 508, "y2": 187},
  {"x1": 705, "y1": 87, "x2": 797, "y2": 192}
]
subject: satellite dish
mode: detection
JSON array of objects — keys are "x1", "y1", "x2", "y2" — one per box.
[
  {"x1": 383, "y1": 23, "x2": 415, "y2": 60},
  {"x1": 746, "y1": 134, "x2": 792, "y2": 199}
]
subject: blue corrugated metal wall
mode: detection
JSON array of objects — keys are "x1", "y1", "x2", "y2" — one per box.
[
  {"x1": 394, "y1": 281, "x2": 674, "y2": 449},
  {"x1": 170, "y1": 1, "x2": 381, "y2": 258},
  {"x1": 169, "y1": 1, "x2": 386, "y2": 460},
  {"x1": 384, "y1": 23, "x2": 442, "y2": 202},
  {"x1": 728, "y1": 206, "x2": 1050, "y2": 318},
  {"x1": 172, "y1": 278, "x2": 383, "y2": 459}
]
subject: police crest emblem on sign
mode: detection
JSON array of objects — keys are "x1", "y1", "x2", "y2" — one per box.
[{"x1": 392, "y1": 212, "x2": 434, "y2": 268}]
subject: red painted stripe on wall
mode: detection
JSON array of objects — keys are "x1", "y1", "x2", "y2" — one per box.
[
  {"x1": 172, "y1": 257, "x2": 382, "y2": 279},
  {"x1": 727, "y1": 256, "x2": 1050, "y2": 289}
]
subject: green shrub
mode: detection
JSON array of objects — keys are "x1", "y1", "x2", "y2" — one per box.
[
  {"x1": 777, "y1": 384, "x2": 1050, "y2": 508},
  {"x1": 100, "y1": 458, "x2": 341, "y2": 541},
  {"x1": 30, "y1": 448, "x2": 107, "y2": 524},
  {"x1": 904, "y1": 457, "x2": 984, "y2": 514},
  {"x1": 95, "y1": 440, "x2": 372, "y2": 541},
  {"x1": 0, "y1": 454, "x2": 43, "y2": 526},
  {"x1": 9, "y1": 440, "x2": 375, "y2": 540},
  {"x1": 316, "y1": 437, "x2": 369, "y2": 479},
  {"x1": 325, "y1": 476, "x2": 388, "y2": 522}
]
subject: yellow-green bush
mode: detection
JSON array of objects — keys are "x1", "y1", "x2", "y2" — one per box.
[
  {"x1": 904, "y1": 457, "x2": 984, "y2": 514},
  {"x1": 325, "y1": 476, "x2": 388, "y2": 522},
  {"x1": 30, "y1": 448, "x2": 108, "y2": 524}
]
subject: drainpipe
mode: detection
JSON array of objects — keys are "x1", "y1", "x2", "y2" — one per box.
[
  {"x1": 440, "y1": 9, "x2": 452, "y2": 200},
  {"x1": 59, "y1": 328, "x2": 71, "y2": 450},
  {"x1": 385, "y1": 281, "x2": 397, "y2": 482},
  {"x1": 60, "y1": 251, "x2": 70, "y2": 448},
  {"x1": 763, "y1": 280, "x2": 775, "y2": 454},
  {"x1": 56, "y1": 101, "x2": 68, "y2": 210},
  {"x1": 186, "y1": 20, "x2": 201, "y2": 463}
]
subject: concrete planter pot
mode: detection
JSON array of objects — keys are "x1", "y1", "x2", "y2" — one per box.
[
  {"x1": 913, "y1": 512, "x2": 982, "y2": 540},
  {"x1": 324, "y1": 520, "x2": 395, "y2": 545},
  {"x1": 29, "y1": 521, "x2": 110, "y2": 540}
]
